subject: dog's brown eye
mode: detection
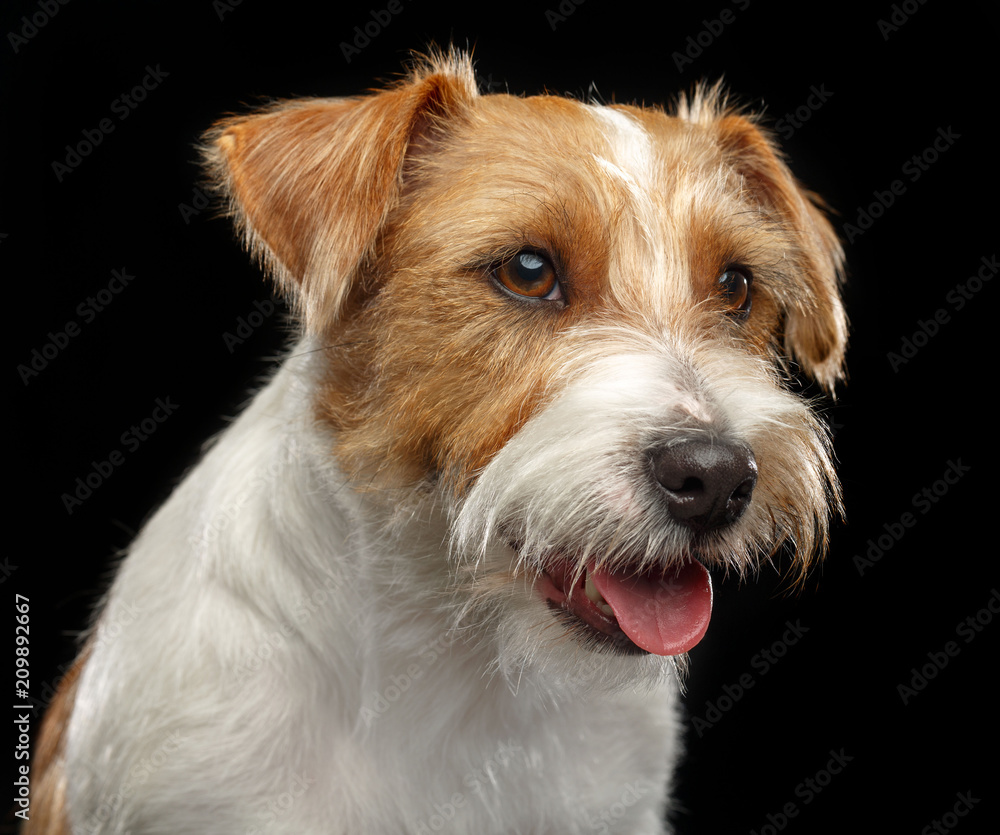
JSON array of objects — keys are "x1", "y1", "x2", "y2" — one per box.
[
  {"x1": 493, "y1": 251, "x2": 563, "y2": 302},
  {"x1": 718, "y1": 269, "x2": 752, "y2": 319}
]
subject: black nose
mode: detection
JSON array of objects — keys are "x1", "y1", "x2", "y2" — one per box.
[{"x1": 649, "y1": 440, "x2": 757, "y2": 533}]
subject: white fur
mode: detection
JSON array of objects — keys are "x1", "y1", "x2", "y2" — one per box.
[
  {"x1": 64, "y1": 342, "x2": 680, "y2": 834},
  {"x1": 56, "y1": 63, "x2": 842, "y2": 834},
  {"x1": 452, "y1": 323, "x2": 828, "y2": 686}
]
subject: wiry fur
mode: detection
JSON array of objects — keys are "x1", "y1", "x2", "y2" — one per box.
[{"x1": 29, "y1": 49, "x2": 845, "y2": 834}]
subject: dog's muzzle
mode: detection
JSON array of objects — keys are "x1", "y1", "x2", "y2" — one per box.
[{"x1": 542, "y1": 438, "x2": 756, "y2": 658}]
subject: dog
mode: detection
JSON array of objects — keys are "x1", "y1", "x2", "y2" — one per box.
[{"x1": 29, "y1": 49, "x2": 846, "y2": 834}]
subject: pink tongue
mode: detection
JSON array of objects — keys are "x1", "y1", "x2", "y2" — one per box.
[{"x1": 590, "y1": 559, "x2": 712, "y2": 656}]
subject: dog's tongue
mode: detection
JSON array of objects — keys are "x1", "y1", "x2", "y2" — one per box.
[{"x1": 590, "y1": 559, "x2": 712, "y2": 656}]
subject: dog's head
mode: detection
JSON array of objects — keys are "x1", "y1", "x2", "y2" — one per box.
[{"x1": 206, "y1": 50, "x2": 845, "y2": 682}]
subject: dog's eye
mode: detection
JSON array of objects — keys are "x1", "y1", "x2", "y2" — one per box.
[
  {"x1": 717, "y1": 268, "x2": 752, "y2": 319},
  {"x1": 493, "y1": 251, "x2": 563, "y2": 302}
]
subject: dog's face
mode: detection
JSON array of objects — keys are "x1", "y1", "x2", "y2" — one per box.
[{"x1": 207, "y1": 52, "x2": 845, "y2": 684}]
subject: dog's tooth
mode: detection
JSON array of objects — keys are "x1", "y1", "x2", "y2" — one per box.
[{"x1": 585, "y1": 571, "x2": 614, "y2": 615}]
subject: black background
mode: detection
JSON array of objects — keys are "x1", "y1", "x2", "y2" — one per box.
[{"x1": 5, "y1": 1, "x2": 997, "y2": 833}]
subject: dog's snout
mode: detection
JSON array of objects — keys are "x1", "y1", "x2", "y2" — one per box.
[{"x1": 650, "y1": 440, "x2": 757, "y2": 533}]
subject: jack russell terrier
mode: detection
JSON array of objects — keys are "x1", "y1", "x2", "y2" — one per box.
[{"x1": 30, "y1": 49, "x2": 846, "y2": 834}]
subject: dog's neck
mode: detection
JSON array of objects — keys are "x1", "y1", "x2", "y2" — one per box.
[
  {"x1": 65, "y1": 340, "x2": 676, "y2": 833},
  {"x1": 167, "y1": 340, "x2": 485, "y2": 677}
]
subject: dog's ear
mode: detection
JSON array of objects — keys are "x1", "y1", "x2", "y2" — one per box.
[
  {"x1": 682, "y1": 88, "x2": 847, "y2": 391},
  {"x1": 718, "y1": 112, "x2": 847, "y2": 391},
  {"x1": 204, "y1": 51, "x2": 478, "y2": 333}
]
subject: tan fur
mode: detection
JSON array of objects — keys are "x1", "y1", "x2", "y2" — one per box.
[
  {"x1": 206, "y1": 52, "x2": 844, "y2": 502},
  {"x1": 30, "y1": 53, "x2": 845, "y2": 832},
  {"x1": 710, "y1": 108, "x2": 847, "y2": 388},
  {"x1": 203, "y1": 53, "x2": 478, "y2": 334},
  {"x1": 24, "y1": 648, "x2": 89, "y2": 835}
]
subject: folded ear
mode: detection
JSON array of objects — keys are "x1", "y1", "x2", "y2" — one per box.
[
  {"x1": 204, "y1": 51, "x2": 478, "y2": 333},
  {"x1": 683, "y1": 89, "x2": 847, "y2": 391},
  {"x1": 719, "y1": 112, "x2": 847, "y2": 390}
]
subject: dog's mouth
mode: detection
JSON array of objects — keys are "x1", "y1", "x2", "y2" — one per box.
[{"x1": 538, "y1": 557, "x2": 713, "y2": 656}]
